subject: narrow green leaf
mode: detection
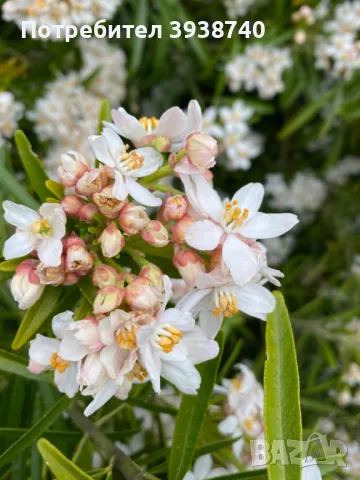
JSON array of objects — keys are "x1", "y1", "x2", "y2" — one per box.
[
  {"x1": 0, "y1": 396, "x2": 71, "y2": 469},
  {"x1": 168, "y1": 330, "x2": 224, "y2": 480},
  {"x1": 264, "y1": 292, "x2": 302, "y2": 480},
  {"x1": 78, "y1": 277, "x2": 97, "y2": 305},
  {"x1": 0, "y1": 257, "x2": 28, "y2": 272},
  {"x1": 37, "y1": 438, "x2": 93, "y2": 480},
  {"x1": 0, "y1": 349, "x2": 51, "y2": 382},
  {"x1": 130, "y1": 0, "x2": 148, "y2": 74},
  {"x1": 194, "y1": 436, "x2": 242, "y2": 459},
  {"x1": 0, "y1": 161, "x2": 39, "y2": 209},
  {"x1": 98, "y1": 99, "x2": 112, "y2": 135},
  {"x1": 12, "y1": 286, "x2": 63, "y2": 350},
  {"x1": 14, "y1": 130, "x2": 51, "y2": 202},
  {"x1": 278, "y1": 90, "x2": 336, "y2": 139},
  {"x1": 45, "y1": 180, "x2": 65, "y2": 200},
  {"x1": 124, "y1": 396, "x2": 177, "y2": 416},
  {"x1": 210, "y1": 471, "x2": 268, "y2": 480}
]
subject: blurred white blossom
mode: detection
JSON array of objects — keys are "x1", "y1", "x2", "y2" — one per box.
[{"x1": 0, "y1": 91, "x2": 24, "y2": 145}]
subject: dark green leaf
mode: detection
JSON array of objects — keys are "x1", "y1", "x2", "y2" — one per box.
[{"x1": 0, "y1": 349, "x2": 51, "y2": 382}]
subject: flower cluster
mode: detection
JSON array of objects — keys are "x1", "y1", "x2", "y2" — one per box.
[
  {"x1": 3, "y1": 100, "x2": 298, "y2": 416},
  {"x1": 225, "y1": 45, "x2": 292, "y2": 99},
  {"x1": 201, "y1": 101, "x2": 263, "y2": 171},
  {"x1": 3, "y1": 0, "x2": 122, "y2": 40},
  {"x1": 223, "y1": 0, "x2": 262, "y2": 18},
  {"x1": 0, "y1": 91, "x2": 24, "y2": 146}
]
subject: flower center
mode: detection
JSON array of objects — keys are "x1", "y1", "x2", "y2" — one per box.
[
  {"x1": 128, "y1": 361, "x2": 148, "y2": 382},
  {"x1": 31, "y1": 219, "x2": 52, "y2": 237},
  {"x1": 116, "y1": 323, "x2": 138, "y2": 350},
  {"x1": 27, "y1": 0, "x2": 45, "y2": 15},
  {"x1": 231, "y1": 377, "x2": 244, "y2": 391},
  {"x1": 243, "y1": 417, "x2": 257, "y2": 433},
  {"x1": 50, "y1": 352, "x2": 70, "y2": 373},
  {"x1": 119, "y1": 150, "x2": 145, "y2": 172},
  {"x1": 223, "y1": 200, "x2": 249, "y2": 231},
  {"x1": 139, "y1": 116, "x2": 159, "y2": 133},
  {"x1": 213, "y1": 288, "x2": 239, "y2": 318},
  {"x1": 152, "y1": 325, "x2": 183, "y2": 353}
]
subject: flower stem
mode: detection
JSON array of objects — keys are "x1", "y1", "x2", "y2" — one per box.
[{"x1": 139, "y1": 164, "x2": 172, "y2": 184}]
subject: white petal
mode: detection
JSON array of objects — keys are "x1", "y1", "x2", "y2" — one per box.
[
  {"x1": 182, "y1": 326, "x2": 219, "y2": 364},
  {"x1": 29, "y1": 335, "x2": 59, "y2": 365},
  {"x1": 232, "y1": 183, "x2": 264, "y2": 217},
  {"x1": 113, "y1": 170, "x2": 128, "y2": 201},
  {"x1": 183, "y1": 473, "x2": 195, "y2": 480},
  {"x1": 52, "y1": 311, "x2": 74, "y2": 339},
  {"x1": 199, "y1": 310, "x2": 223, "y2": 340},
  {"x1": 37, "y1": 237, "x2": 63, "y2": 267},
  {"x1": 195, "y1": 272, "x2": 224, "y2": 289},
  {"x1": 102, "y1": 127, "x2": 125, "y2": 163},
  {"x1": 187, "y1": 174, "x2": 223, "y2": 222},
  {"x1": 89, "y1": 134, "x2": 116, "y2": 168},
  {"x1": 137, "y1": 326, "x2": 162, "y2": 393},
  {"x1": 176, "y1": 288, "x2": 212, "y2": 315},
  {"x1": 161, "y1": 358, "x2": 200, "y2": 395},
  {"x1": 59, "y1": 333, "x2": 88, "y2": 361},
  {"x1": 55, "y1": 361, "x2": 79, "y2": 398},
  {"x1": 100, "y1": 344, "x2": 128, "y2": 379},
  {"x1": 38, "y1": 204, "x2": 66, "y2": 226},
  {"x1": 240, "y1": 213, "x2": 299, "y2": 239},
  {"x1": 154, "y1": 107, "x2": 188, "y2": 142},
  {"x1": 234, "y1": 283, "x2": 275, "y2": 320},
  {"x1": 130, "y1": 148, "x2": 163, "y2": 178},
  {"x1": 218, "y1": 415, "x2": 238, "y2": 435},
  {"x1": 84, "y1": 379, "x2": 118, "y2": 416},
  {"x1": 301, "y1": 458, "x2": 322, "y2": 480},
  {"x1": 111, "y1": 108, "x2": 145, "y2": 146},
  {"x1": 3, "y1": 232, "x2": 37, "y2": 259},
  {"x1": 3, "y1": 200, "x2": 39, "y2": 229},
  {"x1": 161, "y1": 309, "x2": 195, "y2": 332},
  {"x1": 194, "y1": 454, "x2": 212, "y2": 479},
  {"x1": 222, "y1": 235, "x2": 258, "y2": 286},
  {"x1": 125, "y1": 176, "x2": 162, "y2": 207},
  {"x1": 187, "y1": 99, "x2": 202, "y2": 134},
  {"x1": 185, "y1": 220, "x2": 223, "y2": 251}
]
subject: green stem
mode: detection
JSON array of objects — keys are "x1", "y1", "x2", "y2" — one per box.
[
  {"x1": 143, "y1": 183, "x2": 183, "y2": 195},
  {"x1": 139, "y1": 165, "x2": 172, "y2": 184},
  {"x1": 123, "y1": 247, "x2": 149, "y2": 267}
]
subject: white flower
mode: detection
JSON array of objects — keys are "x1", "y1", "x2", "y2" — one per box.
[
  {"x1": 184, "y1": 454, "x2": 230, "y2": 480},
  {"x1": 0, "y1": 91, "x2": 23, "y2": 144},
  {"x1": 301, "y1": 457, "x2": 322, "y2": 480},
  {"x1": 89, "y1": 127, "x2": 163, "y2": 207},
  {"x1": 177, "y1": 268, "x2": 275, "y2": 339},
  {"x1": 110, "y1": 100, "x2": 201, "y2": 151},
  {"x1": 182, "y1": 175, "x2": 298, "y2": 285},
  {"x1": 11, "y1": 259, "x2": 45, "y2": 310},
  {"x1": 136, "y1": 276, "x2": 219, "y2": 395},
  {"x1": 28, "y1": 311, "x2": 81, "y2": 397},
  {"x1": 201, "y1": 107, "x2": 224, "y2": 139},
  {"x1": 3, "y1": 201, "x2": 66, "y2": 267}
]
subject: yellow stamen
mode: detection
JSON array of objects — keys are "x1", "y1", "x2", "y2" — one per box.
[
  {"x1": 213, "y1": 292, "x2": 238, "y2": 318},
  {"x1": 116, "y1": 325, "x2": 138, "y2": 350},
  {"x1": 243, "y1": 417, "x2": 256, "y2": 433},
  {"x1": 139, "y1": 116, "x2": 159, "y2": 131},
  {"x1": 128, "y1": 362, "x2": 148, "y2": 382},
  {"x1": 224, "y1": 202, "x2": 249, "y2": 229},
  {"x1": 158, "y1": 326, "x2": 183, "y2": 353},
  {"x1": 50, "y1": 352, "x2": 70, "y2": 374},
  {"x1": 31, "y1": 219, "x2": 52, "y2": 237}
]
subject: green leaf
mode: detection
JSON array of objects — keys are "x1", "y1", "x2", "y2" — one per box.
[
  {"x1": 0, "y1": 396, "x2": 71, "y2": 469},
  {"x1": 0, "y1": 160, "x2": 39, "y2": 210},
  {"x1": 0, "y1": 349, "x2": 51, "y2": 382},
  {"x1": 78, "y1": 276, "x2": 97, "y2": 305},
  {"x1": 124, "y1": 397, "x2": 177, "y2": 416},
  {"x1": 264, "y1": 292, "x2": 302, "y2": 480},
  {"x1": 130, "y1": 0, "x2": 148, "y2": 74},
  {"x1": 45, "y1": 180, "x2": 65, "y2": 200},
  {"x1": 14, "y1": 130, "x2": 51, "y2": 202},
  {"x1": 278, "y1": 89, "x2": 336, "y2": 139},
  {"x1": 98, "y1": 99, "x2": 112, "y2": 135},
  {"x1": 0, "y1": 258, "x2": 28, "y2": 272},
  {"x1": 168, "y1": 330, "x2": 224, "y2": 480},
  {"x1": 37, "y1": 438, "x2": 93, "y2": 480},
  {"x1": 194, "y1": 436, "x2": 242, "y2": 459},
  {"x1": 210, "y1": 471, "x2": 268, "y2": 480},
  {"x1": 12, "y1": 286, "x2": 63, "y2": 350}
]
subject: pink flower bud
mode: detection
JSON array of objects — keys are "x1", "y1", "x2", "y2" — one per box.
[
  {"x1": 11, "y1": 260, "x2": 45, "y2": 310},
  {"x1": 92, "y1": 265, "x2": 125, "y2": 288},
  {"x1": 68, "y1": 317, "x2": 103, "y2": 352},
  {"x1": 173, "y1": 248, "x2": 205, "y2": 287},
  {"x1": 93, "y1": 285, "x2": 125, "y2": 315},
  {"x1": 162, "y1": 194, "x2": 187, "y2": 221},
  {"x1": 93, "y1": 186, "x2": 127, "y2": 219},
  {"x1": 58, "y1": 151, "x2": 89, "y2": 187},
  {"x1": 172, "y1": 215, "x2": 195, "y2": 244},
  {"x1": 99, "y1": 224, "x2": 125, "y2": 258},
  {"x1": 119, "y1": 203, "x2": 149, "y2": 235},
  {"x1": 66, "y1": 245, "x2": 94, "y2": 274},
  {"x1": 36, "y1": 261, "x2": 65, "y2": 286},
  {"x1": 141, "y1": 220, "x2": 169, "y2": 247},
  {"x1": 185, "y1": 132, "x2": 217, "y2": 170},
  {"x1": 79, "y1": 203, "x2": 99, "y2": 223},
  {"x1": 63, "y1": 232, "x2": 85, "y2": 249},
  {"x1": 125, "y1": 277, "x2": 162, "y2": 311},
  {"x1": 76, "y1": 168, "x2": 107, "y2": 196},
  {"x1": 28, "y1": 360, "x2": 48, "y2": 374},
  {"x1": 139, "y1": 264, "x2": 163, "y2": 290},
  {"x1": 63, "y1": 272, "x2": 80, "y2": 286},
  {"x1": 61, "y1": 195, "x2": 84, "y2": 217}
]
